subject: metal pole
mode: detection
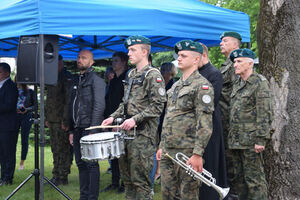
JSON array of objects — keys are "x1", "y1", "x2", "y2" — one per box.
[
  {"x1": 39, "y1": 34, "x2": 45, "y2": 200},
  {"x1": 34, "y1": 85, "x2": 40, "y2": 200}
]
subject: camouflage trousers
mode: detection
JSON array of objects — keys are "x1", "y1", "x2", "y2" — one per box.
[
  {"x1": 221, "y1": 113, "x2": 230, "y2": 150},
  {"x1": 161, "y1": 148, "x2": 201, "y2": 200},
  {"x1": 119, "y1": 135, "x2": 155, "y2": 200},
  {"x1": 227, "y1": 148, "x2": 268, "y2": 200},
  {"x1": 49, "y1": 122, "x2": 71, "y2": 180}
]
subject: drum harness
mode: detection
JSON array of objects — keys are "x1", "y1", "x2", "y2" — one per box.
[{"x1": 121, "y1": 67, "x2": 158, "y2": 140}]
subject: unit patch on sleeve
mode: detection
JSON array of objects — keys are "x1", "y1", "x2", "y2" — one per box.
[
  {"x1": 158, "y1": 87, "x2": 166, "y2": 96},
  {"x1": 202, "y1": 94, "x2": 212, "y2": 104}
]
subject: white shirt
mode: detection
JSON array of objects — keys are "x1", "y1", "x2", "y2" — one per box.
[{"x1": 0, "y1": 77, "x2": 10, "y2": 89}]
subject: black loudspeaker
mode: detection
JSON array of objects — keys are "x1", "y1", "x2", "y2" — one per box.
[{"x1": 16, "y1": 35, "x2": 59, "y2": 85}]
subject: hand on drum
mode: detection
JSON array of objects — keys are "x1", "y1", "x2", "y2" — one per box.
[
  {"x1": 186, "y1": 154, "x2": 203, "y2": 173},
  {"x1": 120, "y1": 118, "x2": 136, "y2": 130},
  {"x1": 101, "y1": 117, "x2": 114, "y2": 126}
]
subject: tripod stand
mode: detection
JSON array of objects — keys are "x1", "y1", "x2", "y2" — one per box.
[{"x1": 6, "y1": 34, "x2": 72, "y2": 200}]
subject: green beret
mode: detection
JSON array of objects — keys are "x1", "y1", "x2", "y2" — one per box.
[
  {"x1": 220, "y1": 31, "x2": 242, "y2": 41},
  {"x1": 174, "y1": 40, "x2": 203, "y2": 54},
  {"x1": 124, "y1": 35, "x2": 151, "y2": 48},
  {"x1": 230, "y1": 48, "x2": 256, "y2": 62}
]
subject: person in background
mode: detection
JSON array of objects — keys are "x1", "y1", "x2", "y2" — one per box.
[
  {"x1": 198, "y1": 43, "x2": 228, "y2": 200},
  {"x1": 16, "y1": 82, "x2": 35, "y2": 170},
  {"x1": 45, "y1": 55, "x2": 73, "y2": 186},
  {"x1": 219, "y1": 31, "x2": 241, "y2": 199},
  {"x1": 0, "y1": 62, "x2": 18, "y2": 186},
  {"x1": 104, "y1": 66, "x2": 115, "y2": 95},
  {"x1": 69, "y1": 50, "x2": 106, "y2": 200},
  {"x1": 102, "y1": 51, "x2": 128, "y2": 194}
]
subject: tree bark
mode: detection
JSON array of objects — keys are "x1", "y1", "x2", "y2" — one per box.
[{"x1": 257, "y1": 0, "x2": 300, "y2": 199}]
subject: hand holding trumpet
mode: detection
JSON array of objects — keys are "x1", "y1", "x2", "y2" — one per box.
[{"x1": 186, "y1": 154, "x2": 203, "y2": 173}]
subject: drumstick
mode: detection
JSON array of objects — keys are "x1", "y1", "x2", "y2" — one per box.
[
  {"x1": 85, "y1": 125, "x2": 137, "y2": 130},
  {"x1": 85, "y1": 125, "x2": 121, "y2": 130}
]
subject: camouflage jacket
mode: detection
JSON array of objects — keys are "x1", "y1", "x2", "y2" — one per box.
[
  {"x1": 219, "y1": 58, "x2": 237, "y2": 120},
  {"x1": 160, "y1": 70, "x2": 214, "y2": 156},
  {"x1": 229, "y1": 72, "x2": 273, "y2": 149},
  {"x1": 111, "y1": 65, "x2": 167, "y2": 143},
  {"x1": 45, "y1": 68, "x2": 72, "y2": 126}
]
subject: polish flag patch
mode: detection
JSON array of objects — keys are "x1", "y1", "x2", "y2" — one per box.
[
  {"x1": 156, "y1": 77, "x2": 162, "y2": 83},
  {"x1": 202, "y1": 85, "x2": 209, "y2": 90}
]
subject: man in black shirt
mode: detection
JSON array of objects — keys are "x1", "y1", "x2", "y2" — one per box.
[{"x1": 102, "y1": 51, "x2": 128, "y2": 193}]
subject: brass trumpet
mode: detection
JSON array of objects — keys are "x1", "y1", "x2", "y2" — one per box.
[{"x1": 165, "y1": 152, "x2": 230, "y2": 200}]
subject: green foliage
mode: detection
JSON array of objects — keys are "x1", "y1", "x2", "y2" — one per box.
[
  {"x1": 207, "y1": 46, "x2": 226, "y2": 69},
  {"x1": 151, "y1": 51, "x2": 174, "y2": 68},
  {"x1": 201, "y1": 0, "x2": 260, "y2": 67}
]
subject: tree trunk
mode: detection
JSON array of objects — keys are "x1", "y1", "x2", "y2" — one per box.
[{"x1": 257, "y1": 0, "x2": 300, "y2": 199}]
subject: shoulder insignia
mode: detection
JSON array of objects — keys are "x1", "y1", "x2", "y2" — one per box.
[
  {"x1": 156, "y1": 77, "x2": 162, "y2": 83},
  {"x1": 202, "y1": 95, "x2": 212, "y2": 104},
  {"x1": 202, "y1": 85, "x2": 209, "y2": 90},
  {"x1": 158, "y1": 87, "x2": 166, "y2": 96}
]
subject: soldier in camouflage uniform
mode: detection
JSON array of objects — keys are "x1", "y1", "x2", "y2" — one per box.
[
  {"x1": 219, "y1": 31, "x2": 242, "y2": 149},
  {"x1": 45, "y1": 55, "x2": 72, "y2": 185},
  {"x1": 219, "y1": 32, "x2": 242, "y2": 199},
  {"x1": 156, "y1": 40, "x2": 214, "y2": 200},
  {"x1": 228, "y1": 49, "x2": 273, "y2": 200},
  {"x1": 102, "y1": 35, "x2": 166, "y2": 200}
]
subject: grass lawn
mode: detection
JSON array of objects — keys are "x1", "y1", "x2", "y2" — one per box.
[{"x1": 0, "y1": 135, "x2": 162, "y2": 200}]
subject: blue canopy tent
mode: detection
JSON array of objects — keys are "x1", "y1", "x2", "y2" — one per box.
[{"x1": 0, "y1": 0, "x2": 250, "y2": 60}]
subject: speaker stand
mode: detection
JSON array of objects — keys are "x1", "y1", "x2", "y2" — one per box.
[{"x1": 5, "y1": 35, "x2": 72, "y2": 200}]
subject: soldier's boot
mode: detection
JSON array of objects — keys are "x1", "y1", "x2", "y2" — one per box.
[
  {"x1": 124, "y1": 184, "x2": 136, "y2": 200},
  {"x1": 60, "y1": 177, "x2": 68, "y2": 185}
]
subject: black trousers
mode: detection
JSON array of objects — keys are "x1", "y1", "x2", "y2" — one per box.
[
  {"x1": 74, "y1": 128, "x2": 100, "y2": 200},
  {"x1": 0, "y1": 130, "x2": 18, "y2": 182},
  {"x1": 111, "y1": 158, "x2": 121, "y2": 186}
]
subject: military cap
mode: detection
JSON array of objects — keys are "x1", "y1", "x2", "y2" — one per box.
[
  {"x1": 174, "y1": 40, "x2": 203, "y2": 54},
  {"x1": 230, "y1": 48, "x2": 256, "y2": 62},
  {"x1": 124, "y1": 35, "x2": 151, "y2": 48},
  {"x1": 220, "y1": 31, "x2": 242, "y2": 41}
]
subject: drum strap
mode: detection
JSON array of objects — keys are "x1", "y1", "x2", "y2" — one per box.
[
  {"x1": 123, "y1": 78, "x2": 133, "y2": 119},
  {"x1": 123, "y1": 67, "x2": 153, "y2": 119}
]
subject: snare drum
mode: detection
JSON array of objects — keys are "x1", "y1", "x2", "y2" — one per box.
[{"x1": 80, "y1": 132, "x2": 125, "y2": 162}]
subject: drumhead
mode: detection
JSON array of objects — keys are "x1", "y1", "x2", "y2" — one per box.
[{"x1": 81, "y1": 132, "x2": 121, "y2": 142}]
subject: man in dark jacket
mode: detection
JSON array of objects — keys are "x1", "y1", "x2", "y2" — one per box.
[
  {"x1": 69, "y1": 50, "x2": 106, "y2": 200},
  {"x1": 0, "y1": 62, "x2": 18, "y2": 186},
  {"x1": 198, "y1": 44, "x2": 228, "y2": 199}
]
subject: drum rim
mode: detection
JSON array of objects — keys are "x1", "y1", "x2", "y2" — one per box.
[{"x1": 80, "y1": 132, "x2": 122, "y2": 142}]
